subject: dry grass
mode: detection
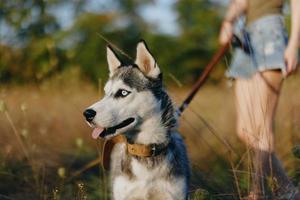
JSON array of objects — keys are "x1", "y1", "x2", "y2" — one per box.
[{"x1": 0, "y1": 69, "x2": 300, "y2": 199}]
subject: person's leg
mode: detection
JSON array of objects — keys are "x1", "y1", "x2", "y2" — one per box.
[{"x1": 234, "y1": 70, "x2": 296, "y2": 199}]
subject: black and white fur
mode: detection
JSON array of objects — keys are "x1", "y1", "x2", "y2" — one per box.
[{"x1": 84, "y1": 41, "x2": 190, "y2": 200}]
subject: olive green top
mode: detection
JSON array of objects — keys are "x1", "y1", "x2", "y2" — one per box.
[{"x1": 246, "y1": 0, "x2": 284, "y2": 25}]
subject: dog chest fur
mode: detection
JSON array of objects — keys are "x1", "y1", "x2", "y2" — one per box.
[{"x1": 111, "y1": 133, "x2": 187, "y2": 200}]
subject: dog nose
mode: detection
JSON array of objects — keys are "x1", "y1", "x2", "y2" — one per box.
[{"x1": 83, "y1": 109, "x2": 96, "y2": 122}]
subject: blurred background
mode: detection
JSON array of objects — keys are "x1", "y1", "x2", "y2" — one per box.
[{"x1": 0, "y1": 0, "x2": 299, "y2": 199}]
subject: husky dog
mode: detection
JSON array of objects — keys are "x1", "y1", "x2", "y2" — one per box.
[{"x1": 83, "y1": 41, "x2": 190, "y2": 200}]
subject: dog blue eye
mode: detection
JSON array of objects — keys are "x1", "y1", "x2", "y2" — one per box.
[
  {"x1": 121, "y1": 90, "x2": 128, "y2": 96},
  {"x1": 115, "y1": 89, "x2": 131, "y2": 98}
]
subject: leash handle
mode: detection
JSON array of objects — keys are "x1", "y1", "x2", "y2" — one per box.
[{"x1": 177, "y1": 41, "x2": 231, "y2": 116}]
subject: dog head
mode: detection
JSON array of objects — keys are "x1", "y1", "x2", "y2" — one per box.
[{"x1": 84, "y1": 41, "x2": 169, "y2": 140}]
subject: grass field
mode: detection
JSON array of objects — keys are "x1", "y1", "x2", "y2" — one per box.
[{"x1": 0, "y1": 69, "x2": 300, "y2": 199}]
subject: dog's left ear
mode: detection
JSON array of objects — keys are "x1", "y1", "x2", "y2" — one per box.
[
  {"x1": 107, "y1": 45, "x2": 121, "y2": 77},
  {"x1": 135, "y1": 41, "x2": 161, "y2": 79}
]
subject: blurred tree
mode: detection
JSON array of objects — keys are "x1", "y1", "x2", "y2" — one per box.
[
  {"x1": 0, "y1": 0, "x2": 224, "y2": 84},
  {"x1": 65, "y1": 0, "x2": 154, "y2": 83},
  {"x1": 0, "y1": 0, "x2": 68, "y2": 82},
  {"x1": 173, "y1": 0, "x2": 222, "y2": 83}
]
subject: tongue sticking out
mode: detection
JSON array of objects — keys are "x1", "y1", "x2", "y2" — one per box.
[{"x1": 92, "y1": 127, "x2": 105, "y2": 139}]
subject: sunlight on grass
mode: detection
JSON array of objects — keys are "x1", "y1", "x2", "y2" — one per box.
[{"x1": 0, "y1": 71, "x2": 299, "y2": 199}]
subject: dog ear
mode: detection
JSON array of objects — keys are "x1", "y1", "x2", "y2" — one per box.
[
  {"x1": 107, "y1": 45, "x2": 121, "y2": 77},
  {"x1": 135, "y1": 40, "x2": 160, "y2": 79}
]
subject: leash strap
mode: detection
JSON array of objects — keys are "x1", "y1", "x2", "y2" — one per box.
[
  {"x1": 102, "y1": 135, "x2": 127, "y2": 170},
  {"x1": 177, "y1": 42, "x2": 230, "y2": 116},
  {"x1": 177, "y1": 35, "x2": 248, "y2": 115}
]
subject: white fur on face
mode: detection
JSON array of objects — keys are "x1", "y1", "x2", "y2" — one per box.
[{"x1": 88, "y1": 79, "x2": 160, "y2": 133}]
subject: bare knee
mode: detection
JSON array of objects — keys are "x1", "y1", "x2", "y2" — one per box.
[
  {"x1": 236, "y1": 125, "x2": 274, "y2": 152},
  {"x1": 236, "y1": 125, "x2": 256, "y2": 148},
  {"x1": 257, "y1": 131, "x2": 274, "y2": 152}
]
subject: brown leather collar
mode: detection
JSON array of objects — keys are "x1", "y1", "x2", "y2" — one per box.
[{"x1": 102, "y1": 134, "x2": 169, "y2": 170}]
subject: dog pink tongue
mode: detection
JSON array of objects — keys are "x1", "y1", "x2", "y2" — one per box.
[{"x1": 92, "y1": 127, "x2": 104, "y2": 139}]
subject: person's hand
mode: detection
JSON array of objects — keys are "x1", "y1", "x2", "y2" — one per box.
[
  {"x1": 283, "y1": 42, "x2": 299, "y2": 77},
  {"x1": 219, "y1": 21, "x2": 234, "y2": 45}
]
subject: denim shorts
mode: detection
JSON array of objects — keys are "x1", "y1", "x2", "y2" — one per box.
[{"x1": 226, "y1": 15, "x2": 288, "y2": 78}]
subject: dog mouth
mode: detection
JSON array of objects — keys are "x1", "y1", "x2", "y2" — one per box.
[{"x1": 91, "y1": 118, "x2": 135, "y2": 139}]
